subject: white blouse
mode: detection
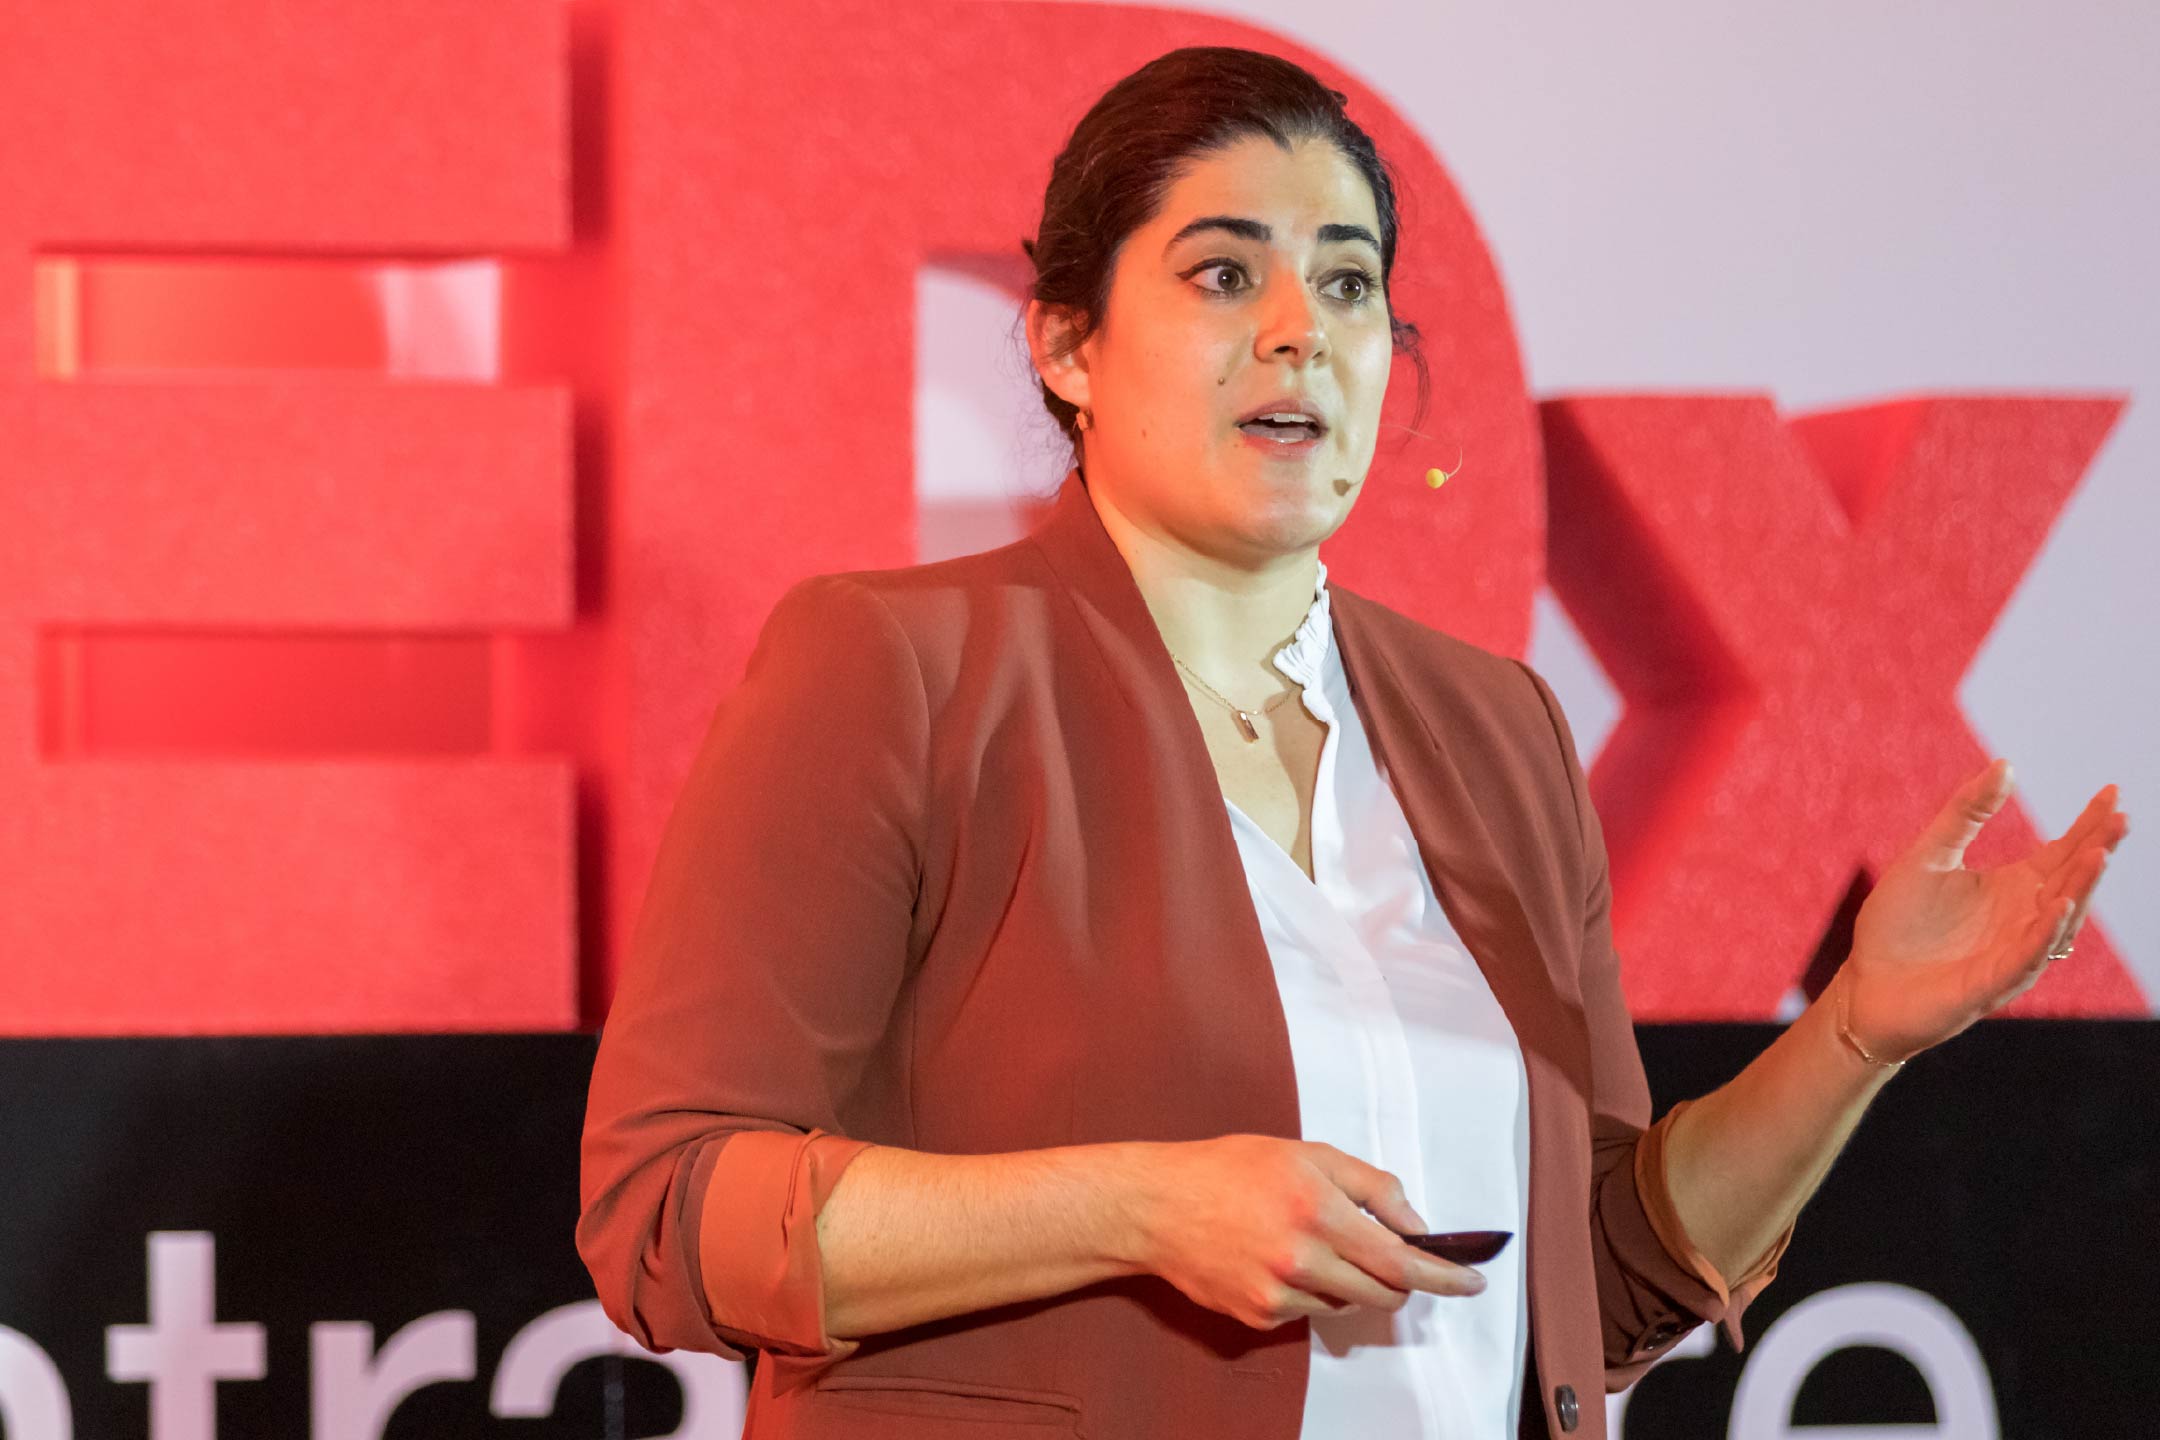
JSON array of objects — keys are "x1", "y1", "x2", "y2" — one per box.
[{"x1": 1219, "y1": 557, "x2": 1533, "y2": 1439}]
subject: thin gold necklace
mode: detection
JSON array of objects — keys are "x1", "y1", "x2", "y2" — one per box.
[{"x1": 1170, "y1": 653, "x2": 1299, "y2": 743}]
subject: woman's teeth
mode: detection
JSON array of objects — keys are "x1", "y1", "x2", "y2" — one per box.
[{"x1": 1239, "y1": 419, "x2": 1321, "y2": 441}]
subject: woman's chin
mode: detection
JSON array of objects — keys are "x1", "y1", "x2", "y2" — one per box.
[{"x1": 1225, "y1": 487, "x2": 1352, "y2": 553}]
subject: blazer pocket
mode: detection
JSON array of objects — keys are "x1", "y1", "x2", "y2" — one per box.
[{"x1": 812, "y1": 1373, "x2": 1083, "y2": 1432}]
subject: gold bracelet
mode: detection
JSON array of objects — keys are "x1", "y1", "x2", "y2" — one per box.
[{"x1": 1833, "y1": 976, "x2": 1906, "y2": 1072}]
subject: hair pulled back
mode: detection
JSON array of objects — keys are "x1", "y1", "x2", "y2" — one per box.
[{"x1": 1020, "y1": 46, "x2": 1430, "y2": 462}]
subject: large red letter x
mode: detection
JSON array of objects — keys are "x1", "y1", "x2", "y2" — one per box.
[{"x1": 1543, "y1": 393, "x2": 2142, "y2": 1021}]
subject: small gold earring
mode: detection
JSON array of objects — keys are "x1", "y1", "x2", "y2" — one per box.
[{"x1": 1076, "y1": 407, "x2": 1093, "y2": 432}]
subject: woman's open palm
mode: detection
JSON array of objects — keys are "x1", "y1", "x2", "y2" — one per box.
[{"x1": 1843, "y1": 758, "x2": 2129, "y2": 1063}]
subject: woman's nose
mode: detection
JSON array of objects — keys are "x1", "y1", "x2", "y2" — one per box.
[{"x1": 1255, "y1": 273, "x2": 1326, "y2": 362}]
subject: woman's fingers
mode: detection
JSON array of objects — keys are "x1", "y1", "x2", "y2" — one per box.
[
  {"x1": 1999, "y1": 893, "x2": 2074, "y2": 995},
  {"x1": 2009, "y1": 850, "x2": 2107, "y2": 1001},
  {"x1": 2039, "y1": 785, "x2": 2122, "y2": 874},
  {"x1": 1340, "y1": 1208, "x2": 1484, "y2": 1298},
  {"x1": 1307, "y1": 1144, "x2": 1425, "y2": 1236},
  {"x1": 1917, "y1": 759, "x2": 2015, "y2": 871},
  {"x1": 1279, "y1": 1277, "x2": 1356, "y2": 1320},
  {"x1": 1294, "y1": 1250, "x2": 1416, "y2": 1313},
  {"x1": 1293, "y1": 1147, "x2": 1485, "y2": 1315},
  {"x1": 2056, "y1": 846, "x2": 2111, "y2": 942},
  {"x1": 1299, "y1": 1231, "x2": 1480, "y2": 1313}
]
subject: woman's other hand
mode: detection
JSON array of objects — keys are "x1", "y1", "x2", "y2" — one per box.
[
  {"x1": 1843, "y1": 758, "x2": 2129, "y2": 1063},
  {"x1": 1122, "y1": 1134, "x2": 1486, "y2": 1331}
]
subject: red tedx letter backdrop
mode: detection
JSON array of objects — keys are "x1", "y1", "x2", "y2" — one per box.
[
  {"x1": 1543, "y1": 395, "x2": 2139, "y2": 1018},
  {"x1": 2, "y1": 0, "x2": 577, "y2": 1034},
  {"x1": 0, "y1": 0, "x2": 2136, "y2": 1035}
]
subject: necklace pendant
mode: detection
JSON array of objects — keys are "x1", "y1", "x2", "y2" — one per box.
[{"x1": 1233, "y1": 710, "x2": 1260, "y2": 742}]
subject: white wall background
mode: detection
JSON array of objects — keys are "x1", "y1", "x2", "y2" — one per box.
[{"x1": 914, "y1": 1, "x2": 2160, "y2": 1009}]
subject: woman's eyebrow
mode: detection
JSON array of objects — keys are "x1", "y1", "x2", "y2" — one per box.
[{"x1": 1162, "y1": 215, "x2": 1381, "y2": 257}]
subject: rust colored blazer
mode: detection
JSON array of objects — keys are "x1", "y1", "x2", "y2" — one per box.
[{"x1": 579, "y1": 467, "x2": 1791, "y2": 1439}]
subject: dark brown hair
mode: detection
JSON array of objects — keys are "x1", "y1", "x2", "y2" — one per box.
[{"x1": 1019, "y1": 45, "x2": 1430, "y2": 464}]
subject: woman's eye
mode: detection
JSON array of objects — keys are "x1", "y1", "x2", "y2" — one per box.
[
  {"x1": 1327, "y1": 269, "x2": 1379, "y2": 305},
  {"x1": 1193, "y1": 260, "x2": 1248, "y2": 294}
]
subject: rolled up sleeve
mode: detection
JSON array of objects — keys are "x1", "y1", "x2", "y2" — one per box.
[
  {"x1": 577, "y1": 573, "x2": 926, "y2": 1371},
  {"x1": 691, "y1": 1127, "x2": 876, "y2": 1358},
  {"x1": 1632, "y1": 1096, "x2": 1794, "y2": 1352},
  {"x1": 1514, "y1": 661, "x2": 1793, "y2": 1392}
]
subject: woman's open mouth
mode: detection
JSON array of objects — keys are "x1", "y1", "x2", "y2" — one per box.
[{"x1": 1236, "y1": 415, "x2": 1326, "y2": 458}]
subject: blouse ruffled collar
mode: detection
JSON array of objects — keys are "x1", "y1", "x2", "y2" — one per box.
[{"x1": 1270, "y1": 556, "x2": 1333, "y2": 686}]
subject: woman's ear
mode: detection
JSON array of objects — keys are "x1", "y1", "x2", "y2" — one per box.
[{"x1": 1025, "y1": 297, "x2": 1093, "y2": 415}]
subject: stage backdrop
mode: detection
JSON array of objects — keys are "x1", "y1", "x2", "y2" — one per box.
[{"x1": 1, "y1": 1, "x2": 2151, "y2": 1437}]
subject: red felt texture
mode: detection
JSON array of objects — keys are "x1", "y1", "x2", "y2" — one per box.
[
  {"x1": 1542, "y1": 394, "x2": 2142, "y2": 1020},
  {"x1": 0, "y1": 0, "x2": 577, "y2": 1033}
]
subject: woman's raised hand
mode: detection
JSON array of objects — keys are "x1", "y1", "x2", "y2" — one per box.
[
  {"x1": 1124, "y1": 1133, "x2": 1485, "y2": 1331},
  {"x1": 1841, "y1": 758, "x2": 2129, "y2": 1064}
]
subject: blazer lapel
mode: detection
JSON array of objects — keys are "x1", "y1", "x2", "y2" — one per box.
[
  {"x1": 1023, "y1": 467, "x2": 1304, "y2": 1139},
  {"x1": 1324, "y1": 589, "x2": 1561, "y2": 1066},
  {"x1": 1331, "y1": 583, "x2": 1585, "y2": 1410},
  {"x1": 1021, "y1": 467, "x2": 1188, "y2": 718}
]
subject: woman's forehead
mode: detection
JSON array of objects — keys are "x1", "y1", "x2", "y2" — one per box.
[{"x1": 1154, "y1": 138, "x2": 1379, "y2": 246}]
